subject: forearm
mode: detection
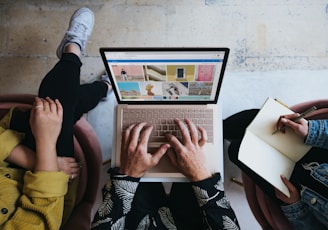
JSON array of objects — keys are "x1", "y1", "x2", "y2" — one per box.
[
  {"x1": 34, "y1": 140, "x2": 58, "y2": 172},
  {"x1": 191, "y1": 173, "x2": 240, "y2": 229},
  {"x1": 6, "y1": 144, "x2": 35, "y2": 170},
  {"x1": 0, "y1": 129, "x2": 25, "y2": 162}
]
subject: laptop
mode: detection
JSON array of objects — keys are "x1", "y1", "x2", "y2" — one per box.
[{"x1": 100, "y1": 47, "x2": 229, "y2": 182}]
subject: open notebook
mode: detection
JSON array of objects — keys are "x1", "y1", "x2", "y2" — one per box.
[
  {"x1": 238, "y1": 97, "x2": 312, "y2": 197},
  {"x1": 100, "y1": 47, "x2": 229, "y2": 182}
]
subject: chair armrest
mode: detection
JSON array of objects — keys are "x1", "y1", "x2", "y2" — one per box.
[{"x1": 62, "y1": 117, "x2": 102, "y2": 230}]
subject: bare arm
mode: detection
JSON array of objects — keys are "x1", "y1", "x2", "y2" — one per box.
[
  {"x1": 6, "y1": 144, "x2": 35, "y2": 169},
  {"x1": 30, "y1": 97, "x2": 63, "y2": 171}
]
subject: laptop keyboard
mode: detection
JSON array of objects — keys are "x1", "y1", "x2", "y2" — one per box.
[{"x1": 122, "y1": 108, "x2": 214, "y2": 143}]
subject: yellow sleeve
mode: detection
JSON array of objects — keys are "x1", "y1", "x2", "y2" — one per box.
[
  {"x1": 0, "y1": 109, "x2": 25, "y2": 161},
  {"x1": 2, "y1": 171, "x2": 69, "y2": 230}
]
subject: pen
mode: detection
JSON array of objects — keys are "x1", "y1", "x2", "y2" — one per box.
[
  {"x1": 274, "y1": 98, "x2": 289, "y2": 108},
  {"x1": 272, "y1": 106, "x2": 317, "y2": 135}
]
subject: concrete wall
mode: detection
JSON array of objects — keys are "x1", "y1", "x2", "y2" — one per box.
[{"x1": 1, "y1": 0, "x2": 327, "y2": 94}]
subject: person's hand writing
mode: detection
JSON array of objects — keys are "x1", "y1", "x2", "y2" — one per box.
[
  {"x1": 30, "y1": 97, "x2": 63, "y2": 172},
  {"x1": 276, "y1": 113, "x2": 309, "y2": 138},
  {"x1": 119, "y1": 122, "x2": 170, "y2": 178},
  {"x1": 275, "y1": 175, "x2": 300, "y2": 204},
  {"x1": 166, "y1": 118, "x2": 211, "y2": 182}
]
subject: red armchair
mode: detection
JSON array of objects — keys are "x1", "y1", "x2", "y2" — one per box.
[
  {"x1": 242, "y1": 99, "x2": 328, "y2": 230},
  {"x1": 0, "y1": 94, "x2": 103, "y2": 230}
]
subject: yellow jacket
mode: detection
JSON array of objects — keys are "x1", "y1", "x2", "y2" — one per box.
[
  {"x1": 0, "y1": 169, "x2": 68, "y2": 230},
  {"x1": 0, "y1": 109, "x2": 71, "y2": 230}
]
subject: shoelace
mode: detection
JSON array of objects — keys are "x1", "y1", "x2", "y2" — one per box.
[
  {"x1": 65, "y1": 22, "x2": 89, "y2": 50},
  {"x1": 71, "y1": 22, "x2": 88, "y2": 35}
]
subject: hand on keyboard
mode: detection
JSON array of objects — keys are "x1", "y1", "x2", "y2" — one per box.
[
  {"x1": 119, "y1": 122, "x2": 170, "y2": 178},
  {"x1": 165, "y1": 118, "x2": 212, "y2": 182},
  {"x1": 118, "y1": 119, "x2": 211, "y2": 181}
]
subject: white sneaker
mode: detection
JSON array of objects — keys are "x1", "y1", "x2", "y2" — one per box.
[
  {"x1": 56, "y1": 7, "x2": 94, "y2": 59},
  {"x1": 100, "y1": 73, "x2": 112, "y2": 101}
]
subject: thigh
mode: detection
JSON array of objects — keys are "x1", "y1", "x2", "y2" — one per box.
[
  {"x1": 38, "y1": 53, "x2": 82, "y2": 156},
  {"x1": 223, "y1": 109, "x2": 259, "y2": 140},
  {"x1": 74, "y1": 81, "x2": 108, "y2": 122},
  {"x1": 169, "y1": 183, "x2": 203, "y2": 230},
  {"x1": 126, "y1": 182, "x2": 167, "y2": 229},
  {"x1": 38, "y1": 53, "x2": 81, "y2": 105}
]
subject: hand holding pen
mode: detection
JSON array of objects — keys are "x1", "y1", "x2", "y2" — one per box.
[{"x1": 272, "y1": 106, "x2": 317, "y2": 137}]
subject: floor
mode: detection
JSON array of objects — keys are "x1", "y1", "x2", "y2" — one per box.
[
  {"x1": 88, "y1": 69, "x2": 328, "y2": 229},
  {"x1": 2, "y1": 1, "x2": 328, "y2": 229}
]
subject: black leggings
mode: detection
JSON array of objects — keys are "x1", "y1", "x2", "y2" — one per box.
[
  {"x1": 126, "y1": 182, "x2": 203, "y2": 230},
  {"x1": 10, "y1": 53, "x2": 108, "y2": 157}
]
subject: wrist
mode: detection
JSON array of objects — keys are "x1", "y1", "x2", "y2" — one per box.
[
  {"x1": 189, "y1": 170, "x2": 212, "y2": 182},
  {"x1": 34, "y1": 158, "x2": 59, "y2": 171},
  {"x1": 111, "y1": 168, "x2": 141, "y2": 182},
  {"x1": 118, "y1": 168, "x2": 143, "y2": 178},
  {"x1": 190, "y1": 174, "x2": 212, "y2": 182},
  {"x1": 34, "y1": 145, "x2": 59, "y2": 172},
  {"x1": 35, "y1": 139, "x2": 57, "y2": 151}
]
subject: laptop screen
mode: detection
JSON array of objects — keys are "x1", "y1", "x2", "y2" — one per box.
[{"x1": 100, "y1": 48, "x2": 229, "y2": 104}]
